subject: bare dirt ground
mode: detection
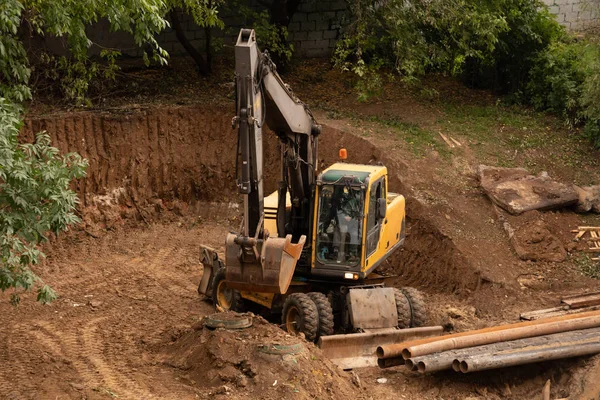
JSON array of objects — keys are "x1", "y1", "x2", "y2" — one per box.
[{"x1": 3, "y1": 57, "x2": 600, "y2": 399}]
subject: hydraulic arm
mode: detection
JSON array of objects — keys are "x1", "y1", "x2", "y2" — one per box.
[{"x1": 226, "y1": 29, "x2": 321, "y2": 294}]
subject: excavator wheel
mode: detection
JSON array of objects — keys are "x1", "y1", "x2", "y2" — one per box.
[
  {"x1": 282, "y1": 293, "x2": 319, "y2": 342},
  {"x1": 307, "y1": 292, "x2": 334, "y2": 339},
  {"x1": 401, "y1": 287, "x2": 427, "y2": 327},
  {"x1": 211, "y1": 269, "x2": 244, "y2": 312},
  {"x1": 393, "y1": 288, "x2": 412, "y2": 329}
]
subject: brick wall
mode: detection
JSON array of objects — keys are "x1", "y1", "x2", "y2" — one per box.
[{"x1": 542, "y1": 0, "x2": 599, "y2": 30}]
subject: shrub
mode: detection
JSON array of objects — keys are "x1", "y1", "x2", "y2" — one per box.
[{"x1": 0, "y1": 99, "x2": 87, "y2": 303}]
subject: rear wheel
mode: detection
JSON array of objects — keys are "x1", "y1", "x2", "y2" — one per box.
[
  {"x1": 282, "y1": 293, "x2": 319, "y2": 342},
  {"x1": 211, "y1": 269, "x2": 244, "y2": 312},
  {"x1": 401, "y1": 287, "x2": 427, "y2": 327},
  {"x1": 393, "y1": 288, "x2": 412, "y2": 328},
  {"x1": 307, "y1": 292, "x2": 334, "y2": 339}
]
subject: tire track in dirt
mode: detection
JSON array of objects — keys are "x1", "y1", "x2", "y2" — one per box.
[
  {"x1": 133, "y1": 246, "x2": 199, "y2": 300},
  {"x1": 35, "y1": 320, "x2": 104, "y2": 389},
  {"x1": 81, "y1": 317, "x2": 158, "y2": 399},
  {"x1": 0, "y1": 323, "x2": 45, "y2": 398}
]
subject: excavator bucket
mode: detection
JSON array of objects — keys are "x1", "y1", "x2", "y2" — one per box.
[
  {"x1": 318, "y1": 326, "x2": 443, "y2": 370},
  {"x1": 225, "y1": 233, "x2": 306, "y2": 294}
]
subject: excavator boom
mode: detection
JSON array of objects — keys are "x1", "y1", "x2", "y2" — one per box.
[{"x1": 225, "y1": 29, "x2": 320, "y2": 294}]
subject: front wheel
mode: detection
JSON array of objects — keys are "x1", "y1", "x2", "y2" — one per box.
[
  {"x1": 282, "y1": 293, "x2": 319, "y2": 342},
  {"x1": 211, "y1": 269, "x2": 244, "y2": 312}
]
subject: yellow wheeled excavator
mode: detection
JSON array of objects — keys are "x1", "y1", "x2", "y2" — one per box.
[{"x1": 198, "y1": 29, "x2": 431, "y2": 368}]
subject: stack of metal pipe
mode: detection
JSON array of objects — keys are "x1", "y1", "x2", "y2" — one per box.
[{"x1": 377, "y1": 310, "x2": 600, "y2": 373}]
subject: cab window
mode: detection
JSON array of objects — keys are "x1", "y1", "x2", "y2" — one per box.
[{"x1": 316, "y1": 184, "x2": 364, "y2": 266}]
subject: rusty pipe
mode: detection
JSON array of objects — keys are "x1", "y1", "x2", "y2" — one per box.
[
  {"x1": 377, "y1": 310, "x2": 600, "y2": 359},
  {"x1": 458, "y1": 337, "x2": 600, "y2": 373},
  {"x1": 407, "y1": 327, "x2": 600, "y2": 374}
]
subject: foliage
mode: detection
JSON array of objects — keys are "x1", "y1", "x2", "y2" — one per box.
[
  {"x1": 334, "y1": 0, "x2": 509, "y2": 96},
  {"x1": 335, "y1": 0, "x2": 563, "y2": 98},
  {"x1": 0, "y1": 99, "x2": 87, "y2": 304},
  {"x1": 1, "y1": 0, "x2": 172, "y2": 104},
  {"x1": 526, "y1": 37, "x2": 600, "y2": 146},
  {"x1": 236, "y1": 5, "x2": 294, "y2": 68},
  {"x1": 1, "y1": 0, "x2": 225, "y2": 105}
]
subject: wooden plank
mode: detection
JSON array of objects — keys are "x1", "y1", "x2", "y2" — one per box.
[
  {"x1": 577, "y1": 227, "x2": 600, "y2": 231},
  {"x1": 584, "y1": 248, "x2": 600, "y2": 253},
  {"x1": 591, "y1": 231, "x2": 600, "y2": 248},
  {"x1": 449, "y1": 136, "x2": 462, "y2": 147},
  {"x1": 575, "y1": 230, "x2": 586, "y2": 240},
  {"x1": 438, "y1": 132, "x2": 455, "y2": 148},
  {"x1": 562, "y1": 293, "x2": 600, "y2": 309},
  {"x1": 521, "y1": 305, "x2": 600, "y2": 320},
  {"x1": 520, "y1": 306, "x2": 567, "y2": 320}
]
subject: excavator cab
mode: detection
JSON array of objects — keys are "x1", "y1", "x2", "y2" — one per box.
[{"x1": 311, "y1": 163, "x2": 406, "y2": 281}]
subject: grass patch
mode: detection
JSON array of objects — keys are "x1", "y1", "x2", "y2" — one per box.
[
  {"x1": 359, "y1": 114, "x2": 451, "y2": 158},
  {"x1": 437, "y1": 101, "x2": 599, "y2": 182},
  {"x1": 576, "y1": 254, "x2": 600, "y2": 279}
]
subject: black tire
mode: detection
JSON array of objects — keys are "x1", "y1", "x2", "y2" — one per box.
[
  {"x1": 401, "y1": 287, "x2": 427, "y2": 327},
  {"x1": 211, "y1": 269, "x2": 244, "y2": 312},
  {"x1": 307, "y1": 292, "x2": 335, "y2": 339},
  {"x1": 393, "y1": 288, "x2": 412, "y2": 329},
  {"x1": 282, "y1": 293, "x2": 319, "y2": 342}
]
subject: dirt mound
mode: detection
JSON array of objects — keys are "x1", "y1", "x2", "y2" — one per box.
[
  {"x1": 159, "y1": 312, "x2": 363, "y2": 399},
  {"x1": 511, "y1": 219, "x2": 567, "y2": 262},
  {"x1": 378, "y1": 200, "x2": 481, "y2": 295}
]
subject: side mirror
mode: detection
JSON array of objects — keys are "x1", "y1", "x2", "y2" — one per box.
[{"x1": 377, "y1": 198, "x2": 387, "y2": 219}]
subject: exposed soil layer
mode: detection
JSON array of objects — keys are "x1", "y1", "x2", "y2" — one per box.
[{"x1": 22, "y1": 105, "x2": 478, "y2": 293}]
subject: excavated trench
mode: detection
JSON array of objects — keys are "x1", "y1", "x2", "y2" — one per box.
[{"x1": 23, "y1": 105, "x2": 479, "y2": 294}]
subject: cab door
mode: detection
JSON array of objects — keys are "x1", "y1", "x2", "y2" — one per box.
[{"x1": 366, "y1": 178, "x2": 385, "y2": 257}]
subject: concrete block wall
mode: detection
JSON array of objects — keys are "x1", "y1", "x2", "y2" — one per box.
[
  {"x1": 542, "y1": 0, "x2": 599, "y2": 30},
  {"x1": 82, "y1": 0, "x2": 600, "y2": 61},
  {"x1": 87, "y1": 1, "x2": 347, "y2": 59}
]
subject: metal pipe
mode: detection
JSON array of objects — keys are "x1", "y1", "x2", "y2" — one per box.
[
  {"x1": 458, "y1": 337, "x2": 600, "y2": 373},
  {"x1": 406, "y1": 327, "x2": 600, "y2": 374},
  {"x1": 377, "y1": 310, "x2": 600, "y2": 360}
]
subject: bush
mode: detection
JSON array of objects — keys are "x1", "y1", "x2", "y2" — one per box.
[
  {"x1": 0, "y1": 99, "x2": 87, "y2": 303},
  {"x1": 525, "y1": 37, "x2": 600, "y2": 146}
]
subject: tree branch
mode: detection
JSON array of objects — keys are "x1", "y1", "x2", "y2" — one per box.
[{"x1": 169, "y1": 9, "x2": 209, "y2": 75}]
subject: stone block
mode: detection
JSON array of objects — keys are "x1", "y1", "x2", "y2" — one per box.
[
  {"x1": 308, "y1": 30, "x2": 324, "y2": 40},
  {"x1": 307, "y1": 12, "x2": 321, "y2": 22},
  {"x1": 302, "y1": 21, "x2": 316, "y2": 31},
  {"x1": 303, "y1": 47, "x2": 331, "y2": 58},
  {"x1": 330, "y1": 0, "x2": 347, "y2": 11},
  {"x1": 291, "y1": 31, "x2": 308, "y2": 41},
  {"x1": 478, "y1": 165, "x2": 579, "y2": 214},
  {"x1": 329, "y1": 38, "x2": 338, "y2": 47},
  {"x1": 292, "y1": 12, "x2": 307, "y2": 23},
  {"x1": 323, "y1": 30, "x2": 338, "y2": 40},
  {"x1": 565, "y1": 11, "x2": 580, "y2": 21},
  {"x1": 549, "y1": 4, "x2": 560, "y2": 14},
  {"x1": 316, "y1": 20, "x2": 331, "y2": 31},
  {"x1": 288, "y1": 22, "x2": 301, "y2": 33},
  {"x1": 299, "y1": 2, "x2": 317, "y2": 12}
]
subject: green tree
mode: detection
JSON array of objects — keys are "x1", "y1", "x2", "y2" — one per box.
[
  {"x1": 0, "y1": 99, "x2": 87, "y2": 304},
  {"x1": 1, "y1": 0, "x2": 224, "y2": 105}
]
